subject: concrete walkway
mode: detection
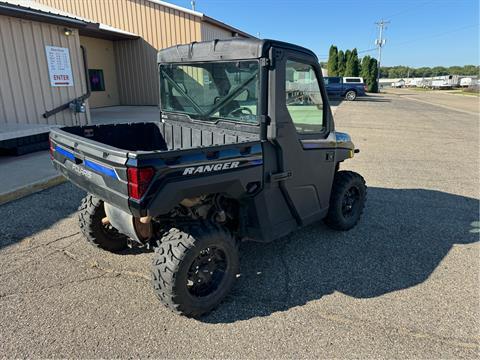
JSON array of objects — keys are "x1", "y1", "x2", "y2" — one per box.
[
  {"x1": 0, "y1": 151, "x2": 64, "y2": 205},
  {"x1": 90, "y1": 106, "x2": 159, "y2": 124}
]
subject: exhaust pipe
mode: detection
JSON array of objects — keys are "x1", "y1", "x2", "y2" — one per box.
[{"x1": 103, "y1": 203, "x2": 152, "y2": 243}]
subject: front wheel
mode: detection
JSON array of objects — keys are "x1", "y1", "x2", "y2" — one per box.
[
  {"x1": 325, "y1": 171, "x2": 366, "y2": 231},
  {"x1": 345, "y1": 90, "x2": 357, "y2": 101},
  {"x1": 151, "y1": 222, "x2": 239, "y2": 317}
]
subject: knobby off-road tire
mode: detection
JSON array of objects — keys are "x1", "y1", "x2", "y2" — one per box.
[
  {"x1": 78, "y1": 194, "x2": 129, "y2": 252},
  {"x1": 325, "y1": 170, "x2": 366, "y2": 231},
  {"x1": 151, "y1": 222, "x2": 239, "y2": 317}
]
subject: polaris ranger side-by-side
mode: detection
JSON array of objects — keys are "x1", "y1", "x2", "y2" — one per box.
[{"x1": 50, "y1": 39, "x2": 366, "y2": 317}]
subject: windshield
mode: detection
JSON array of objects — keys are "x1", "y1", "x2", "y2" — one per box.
[{"x1": 160, "y1": 61, "x2": 259, "y2": 123}]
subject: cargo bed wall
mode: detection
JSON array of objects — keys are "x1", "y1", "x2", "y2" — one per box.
[{"x1": 160, "y1": 120, "x2": 259, "y2": 150}]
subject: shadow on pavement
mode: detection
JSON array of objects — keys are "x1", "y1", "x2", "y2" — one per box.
[
  {"x1": 0, "y1": 183, "x2": 150, "y2": 255},
  {"x1": 356, "y1": 95, "x2": 391, "y2": 102},
  {"x1": 328, "y1": 94, "x2": 390, "y2": 108},
  {"x1": 1, "y1": 184, "x2": 478, "y2": 324},
  {"x1": 328, "y1": 98, "x2": 343, "y2": 107},
  {"x1": 203, "y1": 187, "x2": 479, "y2": 323},
  {"x1": 0, "y1": 183, "x2": 85, "y2": 250}
]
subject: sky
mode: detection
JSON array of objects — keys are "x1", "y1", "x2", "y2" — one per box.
[{"x1": 167, "y1": 0, "x2": 480, "y2": 67}]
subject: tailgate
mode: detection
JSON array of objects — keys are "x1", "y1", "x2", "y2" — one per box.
[{"x1": 49, "y1": 128, "x2": 131, "y2": 213}]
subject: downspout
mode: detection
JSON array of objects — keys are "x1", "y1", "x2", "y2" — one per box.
[{"x1": 43, "y1": 45, "x2": 91, "y2": 118}]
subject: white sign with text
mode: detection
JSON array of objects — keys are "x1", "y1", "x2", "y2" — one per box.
[{"x1": 45, "y1": 46, "x2": 73, "y2": 87}]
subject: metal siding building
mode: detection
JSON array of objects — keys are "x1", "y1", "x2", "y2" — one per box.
[
  {"x1": 0, "y1": 13, "x2": 89, "y2": 129},
  {"x1": 36, "y1": 0, "x2": 251, "y2": 106},
  {"x1": 0, "y1": 0, "x2": 252, "y2": 143}
]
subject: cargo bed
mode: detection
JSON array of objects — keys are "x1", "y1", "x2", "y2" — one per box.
[{"x1": 49, "y1": 118, "x2": 262, "y2": 216}]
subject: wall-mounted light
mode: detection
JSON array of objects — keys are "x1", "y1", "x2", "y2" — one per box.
[{"x1": 64, "y1": 28, "x2": 73, "y2": 36}]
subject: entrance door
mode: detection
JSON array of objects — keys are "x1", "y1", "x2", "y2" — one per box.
[
  {"x1": 269, "y1": 48, "x2": 337, "y2": 226},
  {"x1": 79, "y1": 36, "x2": 120, "y2": 108}
]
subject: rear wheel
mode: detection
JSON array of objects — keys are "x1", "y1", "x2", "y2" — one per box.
[
  {"x1": 345, "y1": 90, "x2": 357, "y2": 101},
  {"x1": 151, "y1": 222, "x2": 239, "y2": 317},
  {"x1": 78, "y1": 194, "x2": 129, "y2": 252},
  {"x1": 325, "y1": 171, "x2": 366, "y2": 230}
]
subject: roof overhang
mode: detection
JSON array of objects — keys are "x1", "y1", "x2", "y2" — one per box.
[
  {"x1": 0, "y1": 1, "x2": 138, "y2": 40},
  {"x1": 0, "y1": 1, "x2": 87, "y2": 27},
  {"x1": 79, "y1": 24, "x2": 139, "y2": 41}
]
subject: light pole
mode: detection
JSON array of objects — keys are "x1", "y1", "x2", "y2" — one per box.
[{"x1": 375, "y1": 19, "x2": 390, "y2": 92}]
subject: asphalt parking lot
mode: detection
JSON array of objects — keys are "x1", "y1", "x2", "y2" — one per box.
[{"x1": 0, "y1": 91, "x2": 479, "y2": 358}]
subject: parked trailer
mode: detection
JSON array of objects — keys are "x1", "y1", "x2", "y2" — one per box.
[
  {"x1": 430, "y1": 75, "x2": 460, "y2": 89},
  {"x1": 459, "y1": 77, "x2": 478, "y2": 87}
]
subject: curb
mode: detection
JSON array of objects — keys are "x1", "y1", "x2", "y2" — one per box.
[{"x1": 0, "y1": 175, "x2": 66, "y2": 206}]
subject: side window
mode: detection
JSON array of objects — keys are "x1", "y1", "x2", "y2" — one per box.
[{"x1": 285, "y1": 60, "x2": 324, "y2": 133}]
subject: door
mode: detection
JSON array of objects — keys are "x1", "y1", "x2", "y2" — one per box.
[
  {"x1": 325, "y1": 76, "x2": 342, "y2": 97},
  {"x1": 269, "y1": 48, "x2": 337, "y2": 226}
]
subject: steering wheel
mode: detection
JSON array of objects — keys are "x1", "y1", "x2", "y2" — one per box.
[{"x1": 226, "y1": 107, "x2": 253, "y2": 117}]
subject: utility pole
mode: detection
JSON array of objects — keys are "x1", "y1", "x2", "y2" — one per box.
[
  {"x1": 375, "y1": 19, "x2": 390, "y2": 91},
  {"x1": 191, "y1": 0, "x2": 196, "y2": 11}
]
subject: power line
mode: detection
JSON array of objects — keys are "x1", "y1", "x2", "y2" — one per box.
[
  {"x1": 317, "y1": 46, "x2": 377, "y2": 60},
  {"x1": 385, "y1": 23, "x2": 479, "y2": 49},
  {"x1": 383, "y1": 0, "x2": 434, "y2": 21}
]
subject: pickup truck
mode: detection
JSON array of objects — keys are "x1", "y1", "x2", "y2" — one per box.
[
  {"x1": 324, "y1": 76, "x2": 366, "y2": 100},
  {"x1": 50, "y1": 38, "x2": 366, "y2": 317}
]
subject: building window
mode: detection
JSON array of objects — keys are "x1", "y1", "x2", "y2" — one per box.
[{"x1": 88, "y1": 69, "x2": 105, "y2": 91}]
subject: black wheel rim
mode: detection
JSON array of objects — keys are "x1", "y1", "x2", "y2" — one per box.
[
  {"x1": 187, "y1": 246, "x2": 227, "y2": 298},
  {"x1": 342, "y1": 186, "x2": 360, "y2": 218}
]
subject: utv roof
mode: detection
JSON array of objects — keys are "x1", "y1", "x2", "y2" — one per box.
[{"x1": 157, "y1": 38, "x2": 317, "y2": 63}]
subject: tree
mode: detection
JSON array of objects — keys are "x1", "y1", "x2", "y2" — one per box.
[
  {"x1": 327, "y1": 45, "x2": 338, "y2": 76},
  {"x1": 344, "y1": 49, "x2": 351, "y2": 66},
  {"x1": 379, "y1": 65, "x2": 479, "y2": 78},
  {"x1": 367, "y1": 58, "x2": 378, "y2": 93},
  {"x1": 345, "y1": 48, "x2": 360, "y2": 76},
  {"x1": 360, "y1": 56, "x2": 379, "y2": 93},
  {"x1": 351, "y1": 48, "x2": 360, "y2": 76},
  {"x1": 431, "y1": 66, "x2": 448, "y2": 76},
  {"x1": 337, "y1": 50, "x2": 346, "y2": 76},
  {"x1": 360, "y1": 55, "x2": 371, "y2": 80}
]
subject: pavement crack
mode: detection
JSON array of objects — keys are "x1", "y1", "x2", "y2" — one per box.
[
  {"x1": 61, "y1": 249, "x2": 150, "y2": 281},
  {"x1": 313, "y1": 311, "x2": 480, "y2": 350},
  {"x1": 6, "y1": 232, "x2": 80, "y2": 254},
  {"x1": 0, "y1": 273, "x2": 107, "y2": 300},
  {"x1": 89, "y1": 261, "x2": 151, "y2": 281}
]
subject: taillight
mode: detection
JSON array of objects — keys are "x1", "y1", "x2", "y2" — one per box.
[
  {"x1": 49, "y1": 138, "x2": 55, "y2": 159},
  {"x1": 127, "y1": 167, "x2": 155, "y2": 200}
]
